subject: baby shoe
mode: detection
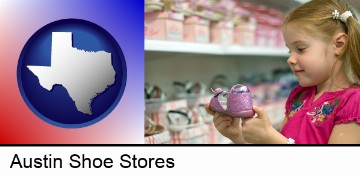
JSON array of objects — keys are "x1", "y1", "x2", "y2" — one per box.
[
  {"x1": 209, "y1": 74, "x2": 232, "y2": 93},
  {"x1": 145, "y1": 116, "x2": 164, "y2": 136},
  {"x1": 145, "y1": 83, "x2": 166, "y2": 102},
  {"x1": 173, "y1": 81, "x2": 207, "y2": 98},
  {"x1": 167, "y1": 107, "x2": 203, "y2": 131},
  {"x1": 210, "y1": 84, "x2": 255, "y2": 118}
]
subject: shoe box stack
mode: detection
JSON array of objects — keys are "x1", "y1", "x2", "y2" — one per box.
[
  {"x1": 145, "y1": 0, "x2": 285, "y2": 48},
  {"x1": 145, "y1": 2, "x2": 184, "y2": 41}
]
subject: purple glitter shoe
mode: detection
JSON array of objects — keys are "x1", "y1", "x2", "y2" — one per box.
[{"x1": 210, "y1": 84, "x2": 255, "y2": 118}]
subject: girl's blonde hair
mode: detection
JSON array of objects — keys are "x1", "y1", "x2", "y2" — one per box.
[{"x1": 283, "y1": 0, "x2": 360, "y2": 86}]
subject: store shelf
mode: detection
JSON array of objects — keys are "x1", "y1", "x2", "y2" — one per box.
[
  {"x1": 145, "y1": 39, "x2": 289, "y2": 57},
  {"x1": 226, "y1": 45, "x2": 289, "y2": 56},
  {"x1": 145, "y1": 39, "x2": 224, "y2": 55},
  {"x1": 293, "y1": 0, "x2": 309, "y2": 4}
]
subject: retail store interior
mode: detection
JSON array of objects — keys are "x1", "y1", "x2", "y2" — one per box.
[{"x1": 144, "y1": 0, "x2": 360, "y2": 144}]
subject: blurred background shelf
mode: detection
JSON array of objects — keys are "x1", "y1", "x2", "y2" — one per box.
[
  {"x1": 145, "y1": 39, "x2": 224, "y2": 55},
  {"x1": 226, "y1": 45, "x2": 288, "y2": 56},
  {"x1": 145, "y1": 39, "x2": 289, "y2": 57}
]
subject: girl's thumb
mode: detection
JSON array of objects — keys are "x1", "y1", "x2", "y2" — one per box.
[{"x1": 253, "y1": 105, "x2": 265, "y2": 118}]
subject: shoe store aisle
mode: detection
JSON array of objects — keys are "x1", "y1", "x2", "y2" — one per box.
[{"x1": 144, "y1": 0, "x2": 304, "y2": 144}]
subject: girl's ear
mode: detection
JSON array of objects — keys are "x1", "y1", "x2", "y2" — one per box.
[{"x1": 334, "y1": 32, "x2": 348, "y2": 56}]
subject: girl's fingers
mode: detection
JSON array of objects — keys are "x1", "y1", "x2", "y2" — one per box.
[
  {"x1": 213, "y1": 113, "x2": 232, "y2": 124},
  {"x1": 204, "y1": 103, "x2": 215, "y2": 115},
  {"x1": 217, "y1": 120, "x2": 231, "y2": 129}
]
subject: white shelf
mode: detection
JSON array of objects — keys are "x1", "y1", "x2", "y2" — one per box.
[
  {"x1": 145, "y1": 39, "x2": 289, "y2": 57},
  {"x1": 226, "y1": 46, "x2": 289, "y2": 56},
  {"x1": 293, "y1": 0, "x2": 309, "y2": 4},
  {"x1": 145, "y1": 39, "x2": 224, "y2": 55}
]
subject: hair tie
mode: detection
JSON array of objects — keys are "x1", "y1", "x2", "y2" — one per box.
[
  {"x1": 341, "y1": 11, "x2": 353, "y2": 23},
  {"x1": 332, "y1": 10, "x2": 353, "y2": 23}
]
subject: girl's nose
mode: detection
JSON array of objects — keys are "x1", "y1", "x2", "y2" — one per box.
[{"x1": 287, "y1": 52, "x2": 297, "y2": 65}]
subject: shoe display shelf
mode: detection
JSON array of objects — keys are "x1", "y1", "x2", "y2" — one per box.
[
  {"x1": 145, "y1": 89, "x2": 287, "y2": 144},
  {"x1": 169, "y1": 124, "x2": 210, "y2": 144},
  {"x1": 145, "y1": 96, "x2": 230, "y2": 144},
  {"x1": 145, "y1": 130, "x2": 171, "y2": 144},
  {"x1": 145, "y1": 39, "x2": 289, "y2": 57},
  {"x1": 146, "y1": 99, "x2": 188, "y2": 131}
]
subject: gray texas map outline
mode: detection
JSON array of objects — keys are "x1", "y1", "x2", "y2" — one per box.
[{"x1": 27, "y1": 32, "x2": 115, "y2": 115}]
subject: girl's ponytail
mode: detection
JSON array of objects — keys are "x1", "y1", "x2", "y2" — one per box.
[{"x1": 343, "y1": 16, "x2": 360, "y2": 85}]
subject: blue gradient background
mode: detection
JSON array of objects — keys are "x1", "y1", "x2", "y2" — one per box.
[{"x1": 0, "y1": 0, "x2": 144, "y2": 143}]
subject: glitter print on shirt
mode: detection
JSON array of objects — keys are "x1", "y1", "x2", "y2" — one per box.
[{"x1": 306, "y1": 98, "x2": 341, "y2": 126}]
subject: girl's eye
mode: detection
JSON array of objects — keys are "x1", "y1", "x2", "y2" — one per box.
[{"x1": 298, "y1": 48, "x2": 305, "y2": 52}]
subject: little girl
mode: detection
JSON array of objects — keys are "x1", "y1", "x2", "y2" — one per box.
[{"x1": 205, "y1": 0, "x2": 360, "y2": 144}]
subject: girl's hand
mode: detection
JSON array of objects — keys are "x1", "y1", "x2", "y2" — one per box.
[
  {"x1": 241, "y1": 106, "x2": 276, "y2": 143},
  {"x1": 205, "y1": 103, "x2": 246, "y2": 143}
]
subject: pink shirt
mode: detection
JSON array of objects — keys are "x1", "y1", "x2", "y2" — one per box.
[{"x1": 280, "y1": 86, "x2": 360, "y2": 144}]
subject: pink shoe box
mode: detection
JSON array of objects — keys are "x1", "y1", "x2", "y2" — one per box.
[
  {"x1": 254, "y1": 19, "x2": 270, "y2": 47},
  {"x1": 254, "y1": 6, "x2": 271, "y2": 47},
  {"x1": 145, "y1": 11, "x2": 184, "y2": 40},
  {"x1": 275, "y1": 19, "x2": 285, "y2": 48},
  {"x1": 266, "y1": 23, "x2": 278, "y2": 48},
  {"x1": 210, "y1": 21, "x2": 234, "y2": 45},
  {"x1": 170, "y1": 124, "x2": 209, "y2": 144},
  {"x1": 232, "y1": 2, "x2": 256, "y2": 46},
  {"x1": 145, "y1": 99, "x2": 188, "y2": 130},
  {"x1": 266, "y1": 9, "x2": 282, "y2": 48},
  {"x1": 183, "y1": 16, "x2": 210, "y2": 43},
  {"x1": 145, "y1": 130, "x2": 171, "y2": 144},
  {"x1": 233, "y1": 19, "x2": 256, "y2": 46},
  {"x1": 266, "y1": 8, "x2": 284, "y2": 48}
]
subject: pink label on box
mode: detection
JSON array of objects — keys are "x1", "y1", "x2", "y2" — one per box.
[
  {"x1": 166, "y1": 20, "x2": 183, "y2": 40},
  {"x1": 255, "y1": 28, "x2": 268, "y2": 47},
  {"x1": 267, "y1": 28, "x2": 279, "y2": 47},
  {"x1": 211, "y1": 29, "x2": 233, "y2": 44},
  {"x1": 183, "y1": 25, "x2": 194, "y2": 41},
  {"x1": 195, "y1": 25, "x2": 209, "y2": 42},
  {"x1": 243, "y1": 33, "x2": 255, "y2": 46},
  {"x1": 234, "y1": 32, "x2": 255, "y2": 46},
  {"x1": 144, "y1": 25, "x2": 160, "y2": 38},
  {"x1": 220, "y1": 29, "x2": 233, "y2": 44},
  {"x1": 144, "y1": 19, "x2": 166, "y2": 39},
  {"x1": 234, "y1": 23, "x2": 256, "y2": 46},
  {"x1": 184, "y1": 23, "x2": 209, "y2": 42}
]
